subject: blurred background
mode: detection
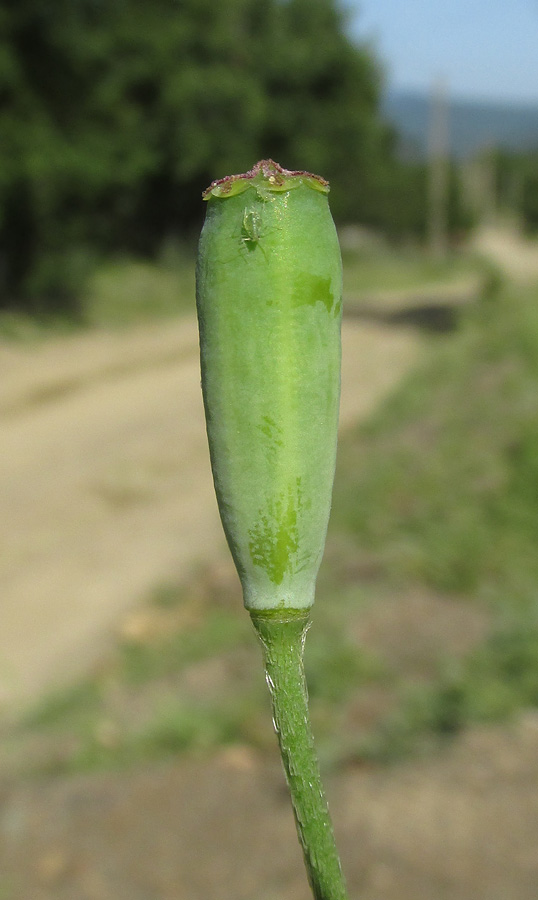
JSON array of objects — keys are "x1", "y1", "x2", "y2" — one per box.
[{"x1": 1, "y1": 1, "x2": 538, "y2": 898}]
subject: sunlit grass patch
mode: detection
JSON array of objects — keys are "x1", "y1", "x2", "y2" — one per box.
[
  {"x1": 342, "y1": 246, "x2": 483, "y2": 297},
  {"x1": 356, "y1": 623, "x2": 538, "y2": 764},
  {"x1": 325, "y1": 283, "x2": 538, "y2": 761},
  {"x1": 333, "y1": 284, "x2": 538, "y2": 600},
  {"x1": 0, "y1": 244, "x2": 485, "y2": 341},
  {"x1": 85, "y1": 253, "x2": 195, "y2": 327},
  {"x1": 16, "y1": 569, "x2": 385, "y2": 775},
  {"x1": 0, "y1": 251, "x2": 196, "y2": 340}
]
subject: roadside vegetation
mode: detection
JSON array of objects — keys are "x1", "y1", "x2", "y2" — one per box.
[
  {"x1": 7, "y1": 273, "x2": 538, "y2": 778},
  {"x1": 341, "y1": 245, "x2": 481, "y2": 297},
  {"x1": 0, "y1": 243, "x2": 484, "y2": 341},
  {"x1": 332, "y1": 280, "x2": 538, "y2": 758},
  {"x1": 0, "y1": 250, "x2": 196, "y2": 341}
]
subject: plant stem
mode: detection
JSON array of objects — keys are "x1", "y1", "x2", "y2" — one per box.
[{"x1": 250, "y1": 610, "x2": 349, "y2": 900}]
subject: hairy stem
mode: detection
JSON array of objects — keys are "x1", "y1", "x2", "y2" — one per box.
[{"x1": 250, "y1": 610, "x2": 349, "y2": 900}]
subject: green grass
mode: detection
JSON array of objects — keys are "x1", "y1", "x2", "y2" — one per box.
[
  {"x1": 46, "y1": 696, "x2": 260, "y2": 775},
  {"x1": 334, "y1": 284, "x2": 538, "y2": 600},
  {"x1": 359, "y1": 623, "x2": 538, "y2": 763},
  {"x1": 0, "y1": 247, "x2": 196, "y2": 340},
  {"x1": 84, "y1": 245, "x2": 484, "y2": 331},
  {"x1": 0, "y1": 244, "x2": 484, "y2": 342},
  {"x1": 342, "y1": 246, "x2": 482, "y2": 297},
  {"x1": 15, "y1": 570, "x2": 385, "y2": 775},
  {"x1": 0, "y1": 309, "x2": 82, "y2": 343},
  {"x1": 85, "y1": 252, "x2": 195, "y2": 327},
  {"x1": 328, "y1": 282, "x2": 538, "y2": 758},
  {"x1": 15, "y1": 575, "x2": 263, "y2": 773}
]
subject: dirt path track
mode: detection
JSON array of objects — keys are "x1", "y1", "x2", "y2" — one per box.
[
  {"x1": 0, "y1": 315, "x2": 419, "y2": 713},
  {"x1": 472, "y1": 226, "x2": 538, "y2": 283}
]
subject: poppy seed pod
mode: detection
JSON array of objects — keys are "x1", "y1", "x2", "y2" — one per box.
[{"x1": 196, "y1": 160, "x2": 342, "y2": 612}]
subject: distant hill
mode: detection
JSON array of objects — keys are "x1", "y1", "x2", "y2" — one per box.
[{"x1": 382, "y1": 90, "x2": 538, "y2": 158}]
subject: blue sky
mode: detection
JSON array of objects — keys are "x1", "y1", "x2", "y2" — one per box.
[{"x1": 349, "y1": 0, "x2": 538, "y2": 105}]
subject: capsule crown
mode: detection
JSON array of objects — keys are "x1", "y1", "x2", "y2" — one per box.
[{"x1": 202, "y1": 159, "x2": 330, "y2": 200}]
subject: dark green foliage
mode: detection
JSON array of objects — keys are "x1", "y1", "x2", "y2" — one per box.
[
  {"x1": 363, "y1": 158, "x2": 471, "y2": 240},
  {"x1": 0, "y1": 0, "x2": 397, "y2": 312},
  {"x1": 522, "y1": 165, "x2": 538, "y2": 232},
  {"x1": 495, "y1": 149, "x2": 538, "y2": 233},
  {"x1": 0, "y1": 0, "x2": 471, "y2": 314}
]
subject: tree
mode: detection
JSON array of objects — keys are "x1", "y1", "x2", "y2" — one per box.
[{"x1": 0, "y1": 0, "x2": 400, "y2": 312}]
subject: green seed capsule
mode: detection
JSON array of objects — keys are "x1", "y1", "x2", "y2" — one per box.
[{"x1": 196, "y1": 160, "x2": 342, "y2": 612}]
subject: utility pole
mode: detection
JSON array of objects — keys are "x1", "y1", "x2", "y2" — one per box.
[{"x1": 427, "y1": 77, "x2": 450, "y2": 257}]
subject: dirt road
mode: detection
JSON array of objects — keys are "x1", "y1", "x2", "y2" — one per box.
[
  {"x1": 3, "y1": 715, "x2": 538, "y2": 900},
  {"x1": 473, "y1": 225, "x2": 538, "y2": 283},
  {"x1": 2, "y1": 246, "x2": 536, "y2": 900},
  {"x1": 0, "y1": 315, "x2": 419, "y2": 714}
]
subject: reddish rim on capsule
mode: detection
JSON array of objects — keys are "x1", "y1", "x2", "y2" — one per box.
[{"x1": 202, "y1": 159, "x2": 330, "y2": 200}]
